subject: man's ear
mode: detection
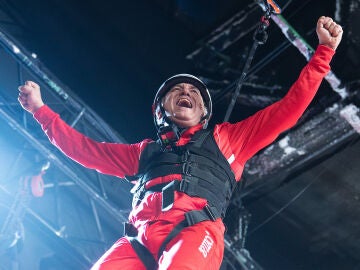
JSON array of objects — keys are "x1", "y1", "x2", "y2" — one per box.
[{"x1": 203, "y1": 107, "x2": 208, "y2": 117}]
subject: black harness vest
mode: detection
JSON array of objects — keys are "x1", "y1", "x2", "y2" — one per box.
[
  {"x1": 130, "y1": 129, "x2": 237, "y2": 219},
  {"x1": 125, "y1": 129, "x2": 238, "y2": 269}
]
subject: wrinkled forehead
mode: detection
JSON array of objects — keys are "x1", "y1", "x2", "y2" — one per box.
[
  {"x1": 168, "y1": 83, "x2": 200, "y2": 93},
  {"x1": 162, "y1": 83, "x2": 204, "y2": 103}
]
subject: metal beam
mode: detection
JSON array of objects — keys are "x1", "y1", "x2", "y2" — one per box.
[{"x1": 0, "y1": 106, "x2": 128, "y2": 224}]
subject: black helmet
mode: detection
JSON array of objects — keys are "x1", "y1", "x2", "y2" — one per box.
[{"x1": 152, "y1": 74, "x2": 213, "y2": 134}]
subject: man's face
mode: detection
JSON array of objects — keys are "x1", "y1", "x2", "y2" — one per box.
[{"x1": 162, "y1": 83, "x2": 206, "y2": 128}]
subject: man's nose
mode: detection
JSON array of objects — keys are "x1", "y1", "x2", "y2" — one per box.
[{"x1": 181, "y1": 87, "x2": 191, "y2": 96}]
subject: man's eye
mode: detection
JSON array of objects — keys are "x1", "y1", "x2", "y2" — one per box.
[{"x1": 191, "y1": 89, "x2": 200, "y2": 95}]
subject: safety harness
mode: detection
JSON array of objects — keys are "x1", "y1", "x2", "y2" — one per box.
[{"x1": 125, "y1": 129, "x2": 237, "y2": 269}]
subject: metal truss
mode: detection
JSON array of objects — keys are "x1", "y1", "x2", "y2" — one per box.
[{"x1": 0, "y1": 23, "x2": 132, "y2": 268}]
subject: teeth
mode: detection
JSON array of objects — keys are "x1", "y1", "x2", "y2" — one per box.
[{"x1": 177, "y1": 98, "x2": 192, "y2": 108}]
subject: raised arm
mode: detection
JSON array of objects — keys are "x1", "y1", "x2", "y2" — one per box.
[
  {"x1": 18, "y1": 81, "x2": 143, "y2": 179},
  {"x1": 217, "y1": 16, "x2": 343, "y2": 173},
  {"x1": 18, "y1": 81, "x2": 44, "y2": 114}
]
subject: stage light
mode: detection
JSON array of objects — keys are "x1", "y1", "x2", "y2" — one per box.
[{"x1": 11, "y1": 44, "x2": 20, "y2": 54}]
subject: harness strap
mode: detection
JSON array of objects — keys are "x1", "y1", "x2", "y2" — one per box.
[
  {"x1": 161, "y1": 180, "x2": 223, "y2": 218},
  {"x1": 157, "y1": 207, "x2": 217, "y2": 260},
  {"x1": 128, "y1": 237, "x2": 158, "y2": 270},
  {"x1": 157, "y1": 219, "x2": 188, "y2": 260},
  {"x1": 143, "y1": 161, "x2": 230, "y2": 184},
  {"x1": 125, "y1": 206, "x2": 217, "y2": 268}
]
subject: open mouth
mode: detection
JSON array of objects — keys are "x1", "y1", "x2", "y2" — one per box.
[{"x1": 176, "y1": 98, "x2": 192, "y2": 108}]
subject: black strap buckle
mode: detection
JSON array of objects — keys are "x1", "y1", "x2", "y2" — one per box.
[
  {"x1": 181, "y1": 150, "x2": 190, "y2": 162},
  {"x1": 123, "y1": 222, "x2": 138, "y2": 237},
  {"x1": 161, "y1": 181, "x2": 177, "y2": 211},
  {"x1": 182, "y1": 162, "x2": 191, "y2": 175}
]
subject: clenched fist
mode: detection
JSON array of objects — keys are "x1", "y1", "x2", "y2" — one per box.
[
  {"x1": 316, "y1": 16, "x2": 343, "y2": 51},
  {"x1": 18, "y1": 81, "x2": 44, "y2": 114}
]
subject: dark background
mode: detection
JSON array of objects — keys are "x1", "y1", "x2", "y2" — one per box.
[{"x1": 0, "y1": 0, "x2": 360, "y2": 269}]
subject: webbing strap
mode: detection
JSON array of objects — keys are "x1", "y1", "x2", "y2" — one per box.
[
  {"x1": 126, "y1": 207, "x2": 217, "y2": 268},
  {"x1": 143, "y1": 157, "x2": 230, "y2": 183},
  {"x1": 161, "y1": 180, "x2": 223, "y2": 218},
  {"x1": 157, "y1": 207, "x2": 216, "y2": 260},
  {"x1": 128, "y1": 237, "x2": 157, "y2": 270},
  {"x1": 157, "y1": 220, "x2": 187, "y2": 260}
]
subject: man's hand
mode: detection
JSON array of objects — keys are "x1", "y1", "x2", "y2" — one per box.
[
  {"x1": 316, "y1": 16, "x2": 343, "y2": 51},
  {"x1": 18, "y1": 81, "x2": 44, "y2": 114}
]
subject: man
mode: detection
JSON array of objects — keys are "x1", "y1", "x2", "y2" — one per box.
[{"x1": 18, "y1": 16, "x2": 342, "y2": 270}]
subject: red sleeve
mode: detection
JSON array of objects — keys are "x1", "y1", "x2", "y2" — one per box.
[
  {"x1": 33, "y1": 105, "x2": 148, "y2": 179},
  {"x1": 214, "y1": 45, "x2": 335, "y2": 180}
]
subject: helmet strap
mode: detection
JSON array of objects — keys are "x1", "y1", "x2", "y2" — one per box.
[
  {"x1": 157, "y1": 122, "x2": 181, "y2": 151},
  {"x1": 156, "y1": 105, "x2": 182, "y2": 151}
]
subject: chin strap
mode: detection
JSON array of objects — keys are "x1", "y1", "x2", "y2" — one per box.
[
  {"x1": 157, "y1": 121, "x2": 182, "y2": 151},
  {"x1": 156, "y1": 102, "x2": 183, "y2": 150}
]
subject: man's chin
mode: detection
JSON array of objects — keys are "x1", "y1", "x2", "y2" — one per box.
[{"x1": 170, "y1": 117, "x2": 198, "y2": 128}]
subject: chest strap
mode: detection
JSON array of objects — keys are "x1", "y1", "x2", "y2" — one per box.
[{"x1": 161, "y1": 180, "x2": 221, "y2": 219}]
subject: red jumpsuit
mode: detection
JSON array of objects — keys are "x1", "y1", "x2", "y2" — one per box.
[{"x1": 34, "y1": 45, "x2": 334, "y2": 269}]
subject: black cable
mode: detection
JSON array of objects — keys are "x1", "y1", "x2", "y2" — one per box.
[
  {"x1": 248, "y1": 172, "x2": 319, "y2": 235},
  {"x1": 213, "y1": 40, "x2": 290, "y2": 104}
]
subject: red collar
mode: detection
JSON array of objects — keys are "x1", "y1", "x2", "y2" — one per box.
[{"x1": 176, "y1": 124, "x2": 203, "y2": 146}]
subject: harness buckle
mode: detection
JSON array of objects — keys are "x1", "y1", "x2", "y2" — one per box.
[
  {"x1": 181, "y1": 150, "x2": 189, "y2": 162},
  {"x1": 182, "y1": 162, "x2": 191, "y2": 176},
  {"x1": 161, "y1": 181, "x2": 176, "y2": 211},
  {"x1": 179, "y1": 177, "x2": 189, "y2": 192},
  {"x1": 123, "y1": 222, "x2": 138, "y2": 237}
]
